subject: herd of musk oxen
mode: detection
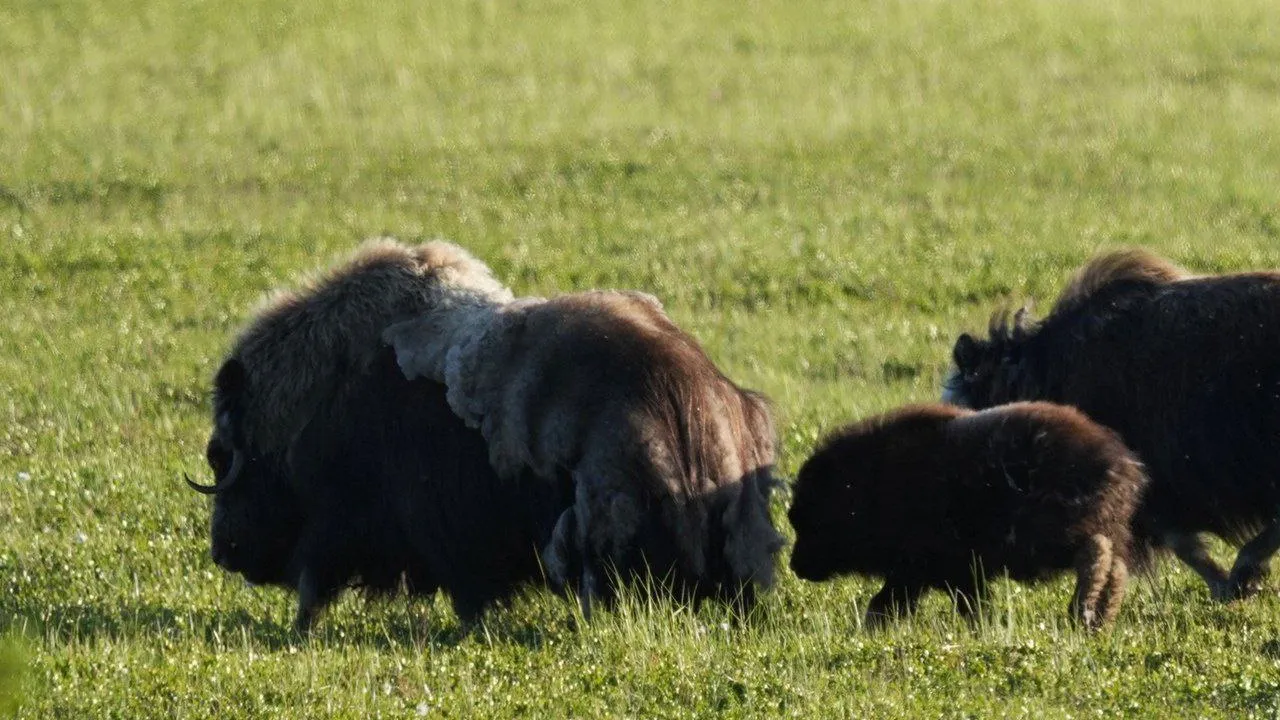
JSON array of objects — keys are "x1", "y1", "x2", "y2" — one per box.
[{"x1": 186, "y1": 240, "x2": 1280, "y2": 633}]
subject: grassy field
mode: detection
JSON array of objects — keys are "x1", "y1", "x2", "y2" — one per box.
[{"x1": 3, "y1": 0, "x2": 1280, "y2": 716}]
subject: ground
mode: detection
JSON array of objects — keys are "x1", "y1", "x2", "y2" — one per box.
[{"x1": 3, "y1": 0, "x2": 1280, "y2": 716}]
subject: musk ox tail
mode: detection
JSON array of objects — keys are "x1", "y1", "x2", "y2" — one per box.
[{"x1": 1052, "y1": 248, "x2": 1188, "y2": 317}]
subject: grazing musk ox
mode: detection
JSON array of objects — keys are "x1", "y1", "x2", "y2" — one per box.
[
  {"x1": 944, "y1": 249, "x2": 1280, "y2": 600},
  {"x1": 186, "y1": 240, "x2": 567, "y2": 632},
  {"x1": 381, "y1": 245, "x2": 784, "y2": 616},
  {"x1": 788, "y1": 402, "x2": 1149, "y2": 630}
]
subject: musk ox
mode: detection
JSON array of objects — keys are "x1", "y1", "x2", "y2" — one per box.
[
  {"x1": 381, "y1": 245, "x2": 784, "y2": 616},
  {"x1": 186, "y1": 240, "x2": 567, "y2": 632},
  {"x1": 944, "y1": 249, "x2": 1280, "y2": 601},
  {"x1": 788, "y1": 402, "x2": 1149, "y2": 630}
]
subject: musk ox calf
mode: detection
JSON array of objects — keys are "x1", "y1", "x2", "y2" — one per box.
[
  {"x1": 186, "y1": 240, "x2": 566, "y2": 632},
  {"x1": 944, "y1": 249, "x2": 1280, "y2": 601},
  {"x1": 381, "y1": 246, "x2": 784, "y2": 616},
  {"x1": 788, "y1": 402, "x2": 1149, "y2": 630}
]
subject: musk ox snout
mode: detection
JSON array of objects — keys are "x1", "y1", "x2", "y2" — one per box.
[{"x1": 787, "y1": 539, "x2": 834, "y2": 582}]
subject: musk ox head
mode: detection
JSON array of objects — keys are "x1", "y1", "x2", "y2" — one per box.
[
  {"x1": 185, "y1": 238, "x2": 536, "y2": 632},
  {"x1": 788, "y1": 406, "x2": 962, "y2": 583},
  {"x1": 942, "y1": 250, "x2": 1188, "y2": 410},
  {"x1": 941, "y1": 308, "x2": 1032, "y2": 410},
  {"x1": 188, "y1": 358, "x2": 306, "y2": 587},
  {"x1": 787, "y1": 432, "x2": 875, "y2": 583}
]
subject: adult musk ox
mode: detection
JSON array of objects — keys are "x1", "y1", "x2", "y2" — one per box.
[
  {"x1": 381, "y1": 245, "x2": 784, "y2": 616},
  {"x1": 944, "y1": 249, "x2": 1280, "y2": 601},
  {"x1": 788, "y1": 402, "x2": 1149, "y2": 630},
  {"x1": 186, "y1": 240, "x2": 567, "y2": 632}
]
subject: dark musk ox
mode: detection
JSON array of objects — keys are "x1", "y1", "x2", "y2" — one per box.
[
  {"x1": 186, "y1": 240, "x2": 567, "y2": 632},
  {"x1": 381, "y1": 245, "x2": 785, "y2": 616},
  {"x1": 944, "y1": 249, "x2": 1280, "y2": 601},
  {"x1": 788, "y1": 402, "x2": 1149, "y2": 630}
]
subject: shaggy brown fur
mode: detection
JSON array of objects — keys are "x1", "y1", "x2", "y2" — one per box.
[
  {"x1": 189, "y1": 239, "x2": 560, "y2": 632},
  {"x1": 1050, "y1": 248, "x2": 1189, "y2": 317},
  {"x1": 946, "y1": 248, "x2": 1280, "y2": 601},
  {"x1": 788, "y1": 402, "x2": 1148, "y2": 630},
  {"x1": 382, "y1": 249, "x2": 784, "y2": 615},
  {"x1": 229, "y1": 239, "x2": 511, "y2": 454}
]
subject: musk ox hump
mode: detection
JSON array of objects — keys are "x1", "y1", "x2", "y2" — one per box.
[
  {"x1": 1051, "y1": 248, "x2": 1188, "y2": 317},
  {"x1": 228, "y1": 237, "x2": 511, "y2": 453}
]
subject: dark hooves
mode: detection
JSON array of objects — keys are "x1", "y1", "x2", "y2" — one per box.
[{"x1": 1211, "y1": 565, "x2": 1269, "y2": 602}]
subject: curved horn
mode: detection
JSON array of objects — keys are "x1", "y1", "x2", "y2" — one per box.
[
  {"x1": 185, "y1": 473, "x2": 219, "y2": 495},
  {"x1": 183, "y1": 449, "x2": 246, "y2": 495},
  {"x1": 1012, "y1": 306, "x2": 1031, "y2": 339}
]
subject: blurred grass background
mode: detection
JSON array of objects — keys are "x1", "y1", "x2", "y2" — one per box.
[{"x1": 3, "y1": 0, "x2": 1280, "y2": 716}]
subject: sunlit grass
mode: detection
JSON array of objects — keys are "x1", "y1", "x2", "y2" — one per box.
[{"x1": 4, "y1": 0, "x2": 1280, "y2": 716}]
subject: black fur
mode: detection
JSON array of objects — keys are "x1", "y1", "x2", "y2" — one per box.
[
  {"x1": 947, "y1": 256, "x2": 1280, "y2": 600},
  {"x1": 788, "y1": 402, "x2": 1148, "y2": 629},
  {"x1": 205, "y1": 346, "x2": 567, "y2": 631}
]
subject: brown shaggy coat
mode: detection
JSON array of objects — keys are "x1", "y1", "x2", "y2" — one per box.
[
  {"x1": 945, "y1": 248, "x2": 1280, "y2": 600},
  {"x1": 190, "y1": 239, "x2": 561, "y2": 631},
  {"x1": 382, "y1": 247, "x2": 784, "y2": 614},
  {"x1": 788, "y1": 402, "x2": 1149, "y2": 630}
]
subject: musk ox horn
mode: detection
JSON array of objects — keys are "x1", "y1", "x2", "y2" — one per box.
[
  {"x1": 1012, "y1": 306, "x2": 1032, "y2": 339},
  {"x1": 184, "y1": 450, "x2": 245, "y2": 495},
  {"x1": 184, "y1": 473, "x2": 218, "y2": 494}
]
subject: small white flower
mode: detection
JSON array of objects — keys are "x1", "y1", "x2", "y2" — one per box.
[
  {"x1": 416, "y1": 702, "x2": 430, "y2": 717},
  {"x1": 75, "y1": 532, "x2": 88, "y2": 544},
  {"x1": 16, "y1": 472, "x2": 30, "y2": 482}
]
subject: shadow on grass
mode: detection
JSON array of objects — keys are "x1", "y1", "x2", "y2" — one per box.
[{"x1": 0, "y1": 591, "x2": 574, "y2": 653}]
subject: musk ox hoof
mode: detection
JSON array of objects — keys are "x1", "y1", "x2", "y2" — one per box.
[
  {"x1": 1225, "y1": 564, "x2": 1270, "y2": 601},
  {"x1": 1076, "y1": 608, "x2": 1100, "y2": 632}
]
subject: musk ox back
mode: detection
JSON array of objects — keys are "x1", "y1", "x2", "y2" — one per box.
[
  {"x1": 383, "y1": 257, "x2": 784, "y2": 616},
  {"x1": 945, "y1": 249, "x2": 1280, "y2": 600},
  {"x1": 186, "y1": 240, "x2": 562, "y2": 631},
  {"x1": 788, "y1": 402, "x2": 1149, "y2": 630}
]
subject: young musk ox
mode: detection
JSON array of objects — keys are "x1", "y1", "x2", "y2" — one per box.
[
  {"x1": 788, "y1": 402, "x2": 1149, "y2": 630},
  {"x1": 185, "y1": 240, "x2": 568, "y2": 632},
  {"x1": 381, "y1": 245, "x2": 784, "y2": 617},
  {"x1": 944, "y1": 249, "x2": 1280, "y2": 601}
]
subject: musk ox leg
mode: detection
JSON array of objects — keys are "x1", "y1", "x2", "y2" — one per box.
[
  {"x1": 1096, "y1": 555, "x2": 1129, "y2": 627},
  {"x1": 564, "y1": 475, "x2": 642, "y2": 620},
  {"x1": 1069, "y1": 534, "x2": 1113, "y2": 631},
  {"x1": 1226, "y1": 520, "x2": 1280, "y2": 601},
  {"x1": 294, "y1": 568, "x2": 344, "y2": 635},
  {"x1": 578, "y1": 561, "x2": 600, "y2": 622},
  {"x1": 542, "y1": 507, "x2": 579, "y2": 591},
  {"x1": 864, "y1": 576, "x2": 927, "y2": 630},
  {"x1": 1164, "y1": 532, "x2": 1231, "y2": 601}
]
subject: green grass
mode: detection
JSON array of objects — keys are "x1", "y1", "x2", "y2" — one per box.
[{"x1": 4, "y1": 0, "x2": 1280, "y2": 716}]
